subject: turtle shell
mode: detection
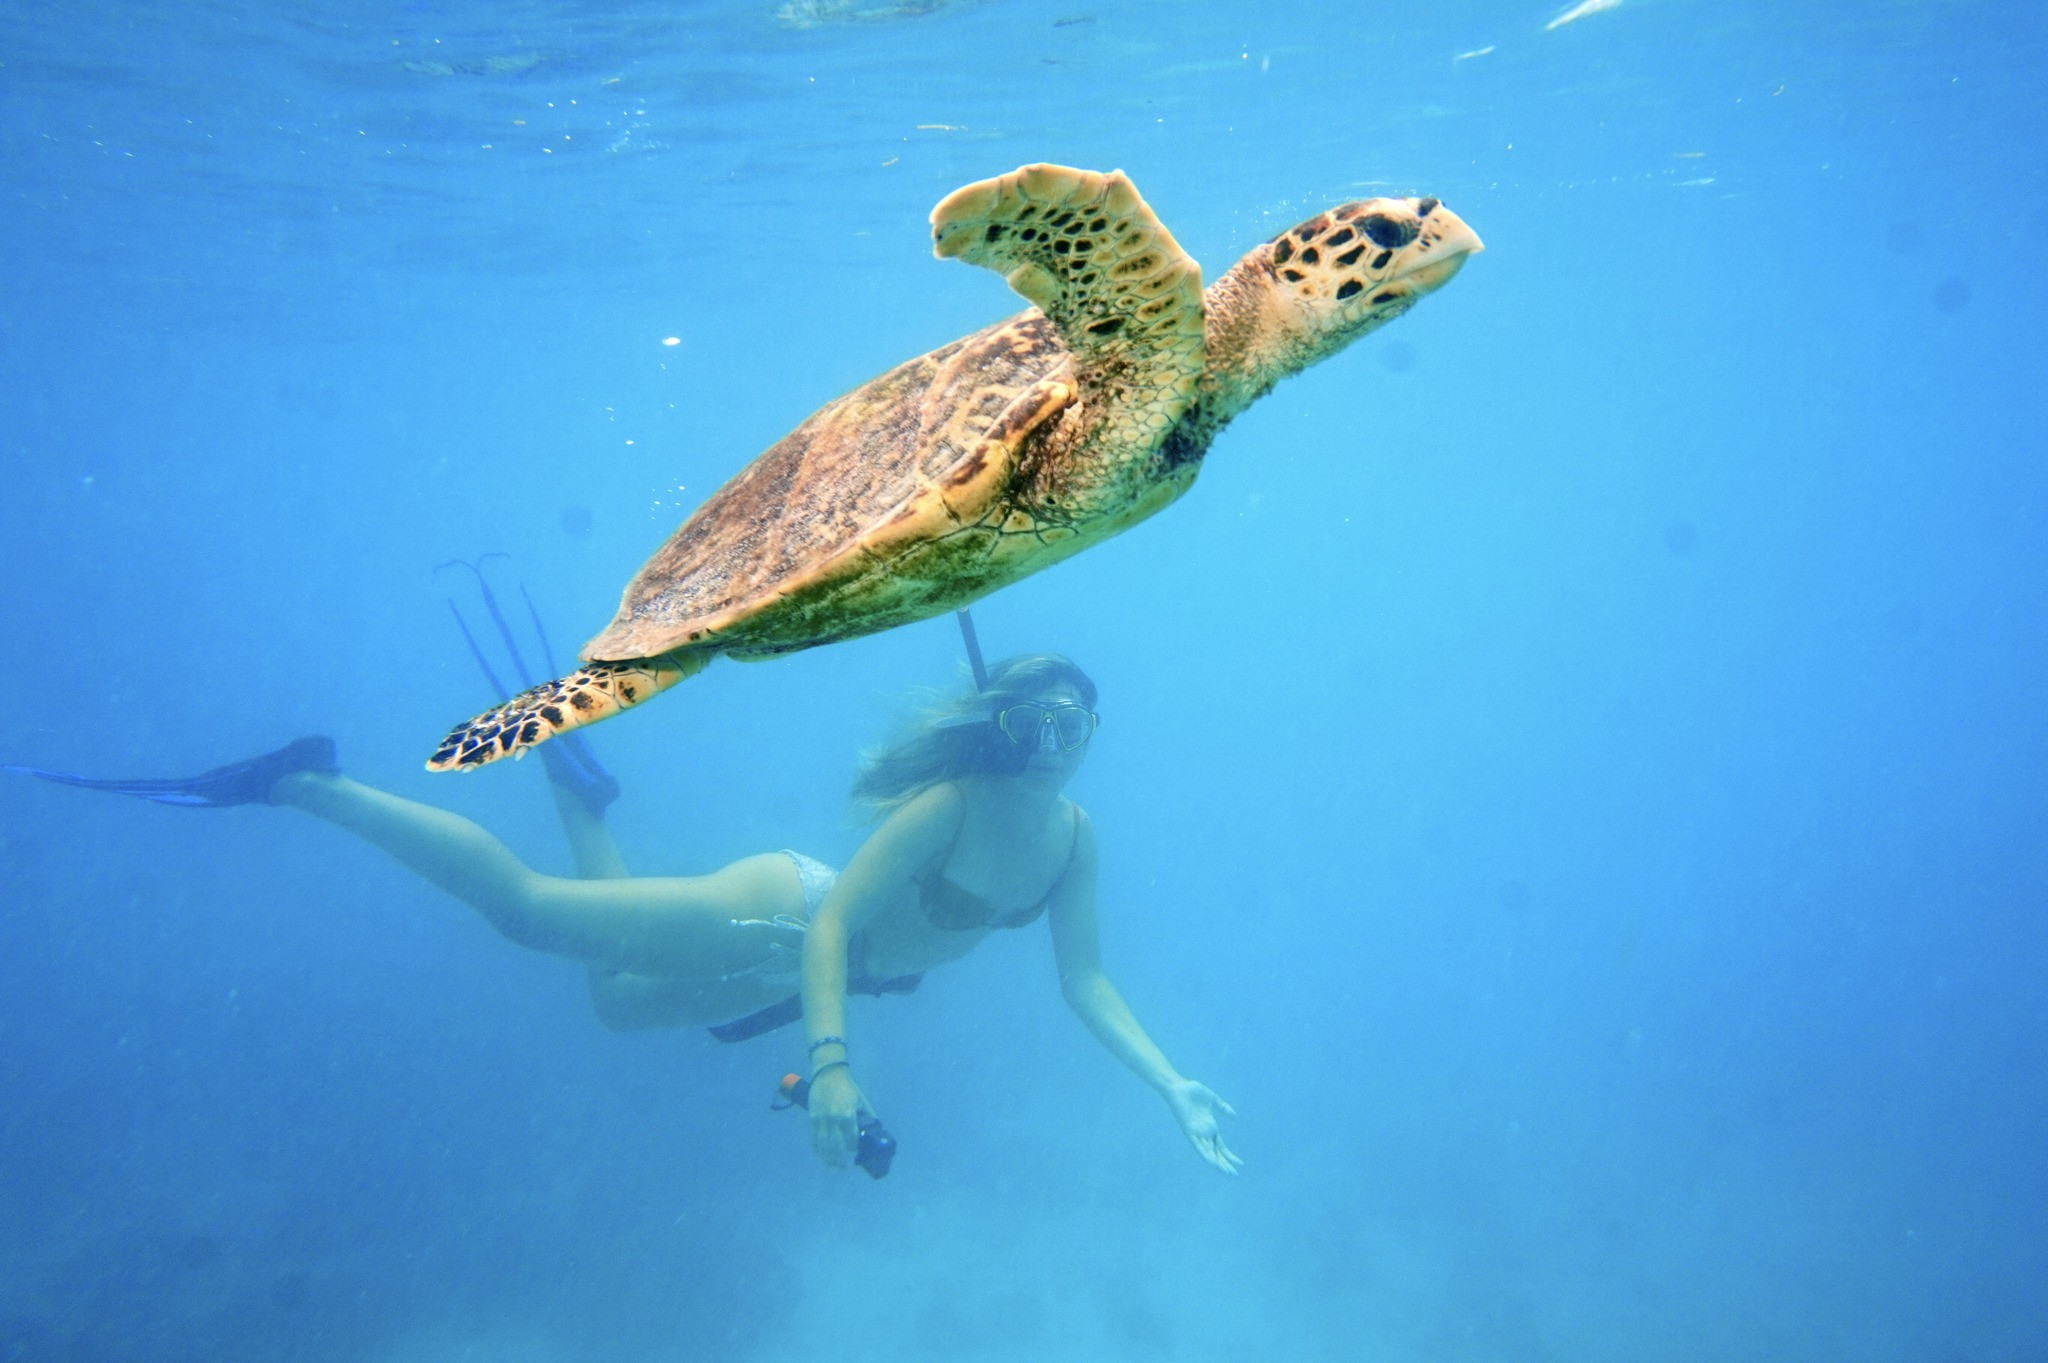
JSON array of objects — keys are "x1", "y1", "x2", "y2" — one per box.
[{"x1": 582, "y1": 313, "x2": 1070, "y2": 663}]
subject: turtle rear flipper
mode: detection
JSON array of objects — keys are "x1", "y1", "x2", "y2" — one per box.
[
  {"x1": 426, "y1": 652, "x2": 708, "y2": 772},
  {"x1": 440, "y1": 557, "x2": 622, "y2": 809},
  {"x1": 930, "y1": 164, "x2": 1207, "y2": 447}
]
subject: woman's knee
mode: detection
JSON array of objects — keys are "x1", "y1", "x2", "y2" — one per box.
[{"x1": 485, "y1": 870, "x2": 581, "y2": 949}]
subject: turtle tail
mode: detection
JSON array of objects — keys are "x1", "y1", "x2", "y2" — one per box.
[{"x1": 426, "y1": 651, "x2": 709, "y2": 772}]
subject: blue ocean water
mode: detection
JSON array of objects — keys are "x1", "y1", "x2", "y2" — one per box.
[{"x1": 2, "y1": 0, "x2": 2044, "y2": 1358}]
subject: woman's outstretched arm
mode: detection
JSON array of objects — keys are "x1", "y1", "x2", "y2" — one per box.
[
  {"x1": 801, "y1": 782, "x2": 962, "y2": 1168},
  {"x1": 1047, "y1": 808, "x2": 1242, "y2": 1175}
]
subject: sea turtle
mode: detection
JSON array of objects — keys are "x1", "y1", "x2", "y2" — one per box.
[{"x1": 428, "y1": 163, "x2": 1482, "y2": 771}]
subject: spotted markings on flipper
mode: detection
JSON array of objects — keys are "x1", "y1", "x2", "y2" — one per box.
[
  {"x1": 426, "y1": 652, "x2": 706, "y2": 771},
  {"x1": 929, "y1": 165, "x2": 1206, "y2": 447}
]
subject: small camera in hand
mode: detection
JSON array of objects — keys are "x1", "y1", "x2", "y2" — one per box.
[{"x1": 774, "y1": 1073, "x2": 898, "y2": 1179}]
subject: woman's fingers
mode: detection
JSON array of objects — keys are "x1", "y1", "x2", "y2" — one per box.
[
  {"x1": 1200, "y1": 1117, "x2": 1242, "y2": 1172},
  {"x1": 1166, "y1": 1085, "x2": 1242, "y2": 1174},
  {"x1": 810, "y1": 1112, "x2": 856, "y2": 1167},
  {"x1": 1186, "y1": 1122, "x2": 1239, "y2": 1174}
]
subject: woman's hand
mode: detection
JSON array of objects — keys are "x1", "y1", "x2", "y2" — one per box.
[
  {"x1": 808, "y1": 1065, "x2": 866, "y2": 1168},
  {"x1": 1165, "y1": 1079, "x2": 1242, "y2": 1175}
]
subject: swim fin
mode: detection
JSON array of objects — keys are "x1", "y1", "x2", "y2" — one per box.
[
  {"x1": 2, "y1": 736, "x2": 338, "y2": 808},
  {"x1": 440, "y1": 555, "x2": 620, "y2": 816}
]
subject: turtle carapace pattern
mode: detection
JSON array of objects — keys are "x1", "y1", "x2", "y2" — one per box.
[{"x1": 429, "y1": 164, "x2": 1482, "y2": 771}]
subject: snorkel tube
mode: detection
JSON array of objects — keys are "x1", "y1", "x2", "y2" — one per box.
[
  {"x1": 950, "y1": 607, "x2": 1038, "y2": 771},
  {"x1": 956, "y1": 608, "x2": 990, "y2": 693}
]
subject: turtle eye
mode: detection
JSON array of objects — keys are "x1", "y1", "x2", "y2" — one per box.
[{"x1": 1361, "y1": 214, "x2": 1418, "y2": 249}]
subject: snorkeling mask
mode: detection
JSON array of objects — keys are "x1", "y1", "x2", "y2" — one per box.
[
  {"x1": 996, "y1": 700, "x2": 1099, "y2": 754},
  {"x1": 951, "y1": 608, "x2": 1097, "y2": 759}
]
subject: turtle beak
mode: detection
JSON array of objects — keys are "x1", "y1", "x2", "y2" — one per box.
[
  {"x1": 1398, "y1": 203, "x2": 1484, "y2": 293},
  {"x1": 1425, "y1": 203, "x2": 1484, "y2": 256}
]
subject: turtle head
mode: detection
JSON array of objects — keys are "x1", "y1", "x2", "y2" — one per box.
[{"x1": 1198, "y1": 196, "x2": 1482, "y2": 419}]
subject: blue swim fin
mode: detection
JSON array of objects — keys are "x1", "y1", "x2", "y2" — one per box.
[
  {"x1": 438, "y1": 556, "x2": 620, "y2": 815},
  {"x1": 3, "y1": 736, "x2": 338, "y2": 808}
]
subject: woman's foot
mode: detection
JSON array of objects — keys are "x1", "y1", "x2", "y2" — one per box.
[{"x1": 3, "y1": 736, "x2": 339, "y2": 807}]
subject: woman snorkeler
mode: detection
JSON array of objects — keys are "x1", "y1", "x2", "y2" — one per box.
[{"x1": 5, "y1": 652, "x2": 1241, "y2": 1175}]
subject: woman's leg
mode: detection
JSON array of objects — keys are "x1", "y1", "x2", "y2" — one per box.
[
  {"x1": 271, "y1": 771, "x2": 808, "y2": 978},
  {"x1": 549, "y1": 781, "x2": 631, "y2": 880}
]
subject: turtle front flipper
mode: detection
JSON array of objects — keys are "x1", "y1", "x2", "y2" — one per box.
[
  {"x1": 930, "y1": 165, "x2": 1207, "y2": 447},
  {"x1": 426, "y1": 651, "x2": 708, "y2": 772}
]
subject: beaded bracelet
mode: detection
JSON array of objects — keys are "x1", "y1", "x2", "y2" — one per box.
[{"x1": 808, "y1": 1034, "x2": 847, "y2": 1055}]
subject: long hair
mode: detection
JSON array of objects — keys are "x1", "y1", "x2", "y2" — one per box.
[{"x1": 850, "y1": 653, "x2": 1098, "y2": 817}]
